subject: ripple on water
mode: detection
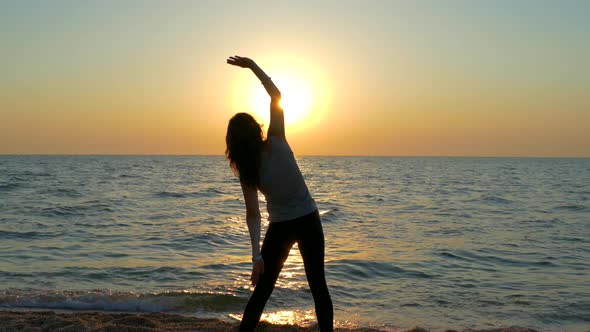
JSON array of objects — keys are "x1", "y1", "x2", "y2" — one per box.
[
  {"x1": 0, "y1": 230, "x2": 62, "y2": 240},
  {"x1": 328, "y1": 259, "x2": 433, "y2": 280},
  {"x1": 0, "y1": 289, "x2": 247, "y2": 312},
  {"x1": 0, "y1": 183, "x2": 20, "y2": 192},
  {"x1": 155, "y1": 188, "x2": 225, "y2": 199},
  {"x1": 552, "y1": 204, "x2": 589, "y2": 212}
]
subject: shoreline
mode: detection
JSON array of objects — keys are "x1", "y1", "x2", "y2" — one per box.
[
  {"x1": 0, "y1": 310, "x2": 539, "y2": 332},
  {"x1": 0, "y1": 310, "x2": 384, "y2": 332}
]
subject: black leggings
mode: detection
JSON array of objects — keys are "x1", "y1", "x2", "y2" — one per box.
[{"x1": 239, "y1": 210, "x2": 333, "y2": 332}]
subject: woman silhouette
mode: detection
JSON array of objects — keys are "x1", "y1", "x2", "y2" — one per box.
[{"x1": 225, "y1": 55, "x2": 333, "y2": 332}]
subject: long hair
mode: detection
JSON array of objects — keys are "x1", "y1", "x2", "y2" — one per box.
[{"x1": 225, "y1": 113, "x2": 264, "y2": 187}]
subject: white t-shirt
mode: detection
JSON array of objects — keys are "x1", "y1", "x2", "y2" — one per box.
[{"x1": 258, "y1": 136, "x2": 317, "y2": 222}]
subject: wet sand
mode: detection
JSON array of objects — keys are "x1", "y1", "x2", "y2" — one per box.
[{"x1": 0, "y1": 310, "x2": 539, "y2": 332}]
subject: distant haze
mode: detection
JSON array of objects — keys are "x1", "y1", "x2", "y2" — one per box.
[{"x1": 1, "y1": 1, "x2": 589, "y2": 157}]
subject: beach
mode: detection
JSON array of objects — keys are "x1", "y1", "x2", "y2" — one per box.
[
  {"x1": 0, "y1": 310, "x2": 386, "y2": 331},
  {"x1": 0, "y1": 310, "x2": 540, "y2": 332}
]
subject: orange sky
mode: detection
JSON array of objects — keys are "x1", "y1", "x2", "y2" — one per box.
[{"x1": 1, "y1": 1, "x2": 589, "y2": 157}]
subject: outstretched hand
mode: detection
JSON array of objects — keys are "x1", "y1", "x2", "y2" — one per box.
[{"x1": 227, "y1": 55, "x2": 255, "y2": 69}]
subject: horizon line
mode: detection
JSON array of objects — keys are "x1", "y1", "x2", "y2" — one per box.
[{"x1": 1, "y1": 153, "x2": 588, "y2": 159}]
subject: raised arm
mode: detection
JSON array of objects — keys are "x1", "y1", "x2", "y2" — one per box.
[{"x1": 227, "y1": 56, "x2": 285, "y2": 139}]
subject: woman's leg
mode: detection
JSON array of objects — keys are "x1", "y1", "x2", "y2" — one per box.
[
  {"x1": 297, "y1": 211, "x2": 333, "y2": 332},
  {"x1": 239, "y1": 222, "x2": 294, "y2": 332}
]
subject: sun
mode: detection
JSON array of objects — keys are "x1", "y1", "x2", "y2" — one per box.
[
  {"x1": 248, "y1": 76, "x2": 315, "y2": 129},
  {"x1": 231, "y1": 58, "x2": 329, "y2": 133}
]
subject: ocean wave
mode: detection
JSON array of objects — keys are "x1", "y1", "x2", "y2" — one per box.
[
  {"x1": 319, "y1": 208, "x2": 338, "y2": 216},
  {"x1": 118, "y1": 174, "x2": 143, "y2": 178},
  {"x1": 0, "y1": 230, "x2": 61, "y2": 240},
  {"x1": 38, "y1": 201, "x2": 119, "y2": 218},
  {"x1": 40, "y1": 206, "x2": 86, "y2": 217},
  {"x1": 476, "y1": 194, "x2": 514, "y2": 204},
  {"x1": 146, "y1": 212, "x2": 187, "y2": 220},
  {"x1": 16, "y1": 171, "x2": 53, "y2": 177},
  {"x1": 157, "y1": 191, "x2": 190, "y2": 198},
  {"x1": 0, "y1": 289, "x2": 246, "y2": 313},
  {"x1": 554, "y1": 236, "x2": 587, "y2": 243},
  {"x1": 328, "y1": 259, "x2": 433, "y2": 280},
  {"x1": 532, "y1": 300, "x2": 590, "y2": 322},
  {"x1": 520, "y1": 217, "x2": 561, "y2": 224},
  {"x1": 552, "y1": 204, "x2": 588, "y2": 212},
  {"x1": 156, "y1": 188, "x2": 224, "y2": 199},
  {"x1": 438, "y1": 250, "x2": 557, "y2": 269},
  {"x1": 0, "y1": 183, "x2": 19, "y2": 192},
  {"x1": 37, "y1": 187, "x2": 83, "y2": 198},
  {"x1": 1, "y1": 266, "x2": 212, "y2": 286},
  {"x1": 316, "y1": 207, "x2": 349, "y2": 223}
]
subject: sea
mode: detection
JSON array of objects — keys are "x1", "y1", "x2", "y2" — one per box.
[{"x1": 0, "y1": 155, "x2": 589, "y2": 331}]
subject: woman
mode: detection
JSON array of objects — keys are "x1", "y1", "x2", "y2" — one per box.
[{"x1": 225, "y1": 55, "x2": 333, "y2": 332}]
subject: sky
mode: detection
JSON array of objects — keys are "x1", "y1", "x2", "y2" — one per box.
[{"x1": 1, "y1": 0, "x2": 589, "y2": 157}]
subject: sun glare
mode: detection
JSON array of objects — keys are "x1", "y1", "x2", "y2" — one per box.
[{"x1": 231, "y1": 58, "x2": 329, "y2": 133}]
